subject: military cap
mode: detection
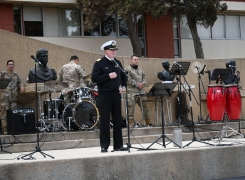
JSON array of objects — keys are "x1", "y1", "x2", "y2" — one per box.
[{"x1": 101, "y1": 40, "x2": 118, "y2": 50}]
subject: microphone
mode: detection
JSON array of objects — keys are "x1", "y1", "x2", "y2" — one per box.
[
  {"x1": 229, "y1": 65, "x2": 236, "y2": 68},
  {"x1": 173, "y1": 62, "x2": 182, "y2": 67},
  {"x1": 112, "y1": 58, "x2": 119, "y2": 67},
  {"x1": 200, "y1": 64, "x2": 207, "y2": 75},
  {"x1": 31, "y1": 55, "x2": 43, "y2": 66}
]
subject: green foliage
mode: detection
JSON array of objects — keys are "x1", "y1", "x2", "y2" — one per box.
[
  {"x1": 167, "y1": 0, "x2": 227, "y2": 28},
  {"x1": 76, "y1": 0, "x2": 227, "y2": 58}
]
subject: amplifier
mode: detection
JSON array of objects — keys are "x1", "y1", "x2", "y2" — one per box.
[{"x1": 7, "y1": 108, "x2": 36, "y2": 135}]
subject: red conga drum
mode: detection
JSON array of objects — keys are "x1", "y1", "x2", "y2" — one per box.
[
  {"x1": 225, "y1": 85, "x2": 242, "y2": 120},
  {"x1": 207, "y1": 85, "x2": 226, "y2": 121}
]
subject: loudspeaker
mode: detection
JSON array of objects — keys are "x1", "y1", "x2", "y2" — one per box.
[{"x1": 7, "y1": 108, "x2": 36, "y2": 135}]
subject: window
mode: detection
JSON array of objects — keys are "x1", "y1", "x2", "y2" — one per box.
[
  {"x1": 241, "y1": 16, "x2": 245, "y2": 39},
  {"x1": 118, "y1": 16, "x2": 128, "y2": 37},
  {"x1": 23, "y1": 7, "x2": 43, "y2": 36},
  {"x1": 180, "y1": 15, "x2": 245, "y2": 40},
  {"x1": 101, "y1": 15, "x2": 117, "y2": 36},
  {"x1": 226, "y1": 15, "x2": 240, "y2": 39},
  {"x1": 83, "y1": 14, "x2": 100, "y2": 36},
  {"x1": 13, "y1": 6, "x2": 22, "y2": 35},
  {"x1": 137, "y1": 15, "x2": 144, "y2": 38},
  {"x1": 173, "y1": 20, "x2": 180, "y2": 57},
  {"x1": 43, "y1": 8, "x2": 59, "y2": 37},
  {"x1": 63, "y1": 9, "x2": 81, "y2": 36},
  {"x1": 180, "y1": 17, "x2": 192, "y2": 39},
  {"x1": 197, "y1": 25, "x2": 211, "y2": 39}
]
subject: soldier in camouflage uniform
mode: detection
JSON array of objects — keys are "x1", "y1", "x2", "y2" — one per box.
[
  {"x1": 58, "y1": 55, "x2": 87, "y2": 105},
  {"x1": 125, "y1": 55, "x2": 151, "y2": 127},
  {"x1": 0, "y1": 60, "x2": 25, "y2": 134}
]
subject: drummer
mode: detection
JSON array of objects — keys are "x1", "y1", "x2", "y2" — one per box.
[
  {"x1": 215, "y1": 59, "x2": 240, "y2": 85},
  {"x1": 57, "y1": 55, "x2": 87, "y2": 105}
]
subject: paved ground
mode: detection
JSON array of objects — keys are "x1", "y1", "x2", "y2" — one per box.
[{"x1": 0, "y1": 137, "x2": 245, "y2": 164}]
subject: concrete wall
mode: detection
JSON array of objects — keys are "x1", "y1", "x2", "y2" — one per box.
[
  {"x1": 32, "y1": 37, "x2": 134, "y2": 57},
  {"x1": 1, "y1": 29, "x2": 245, "y2": 124}
]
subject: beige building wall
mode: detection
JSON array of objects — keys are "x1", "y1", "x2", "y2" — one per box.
[
  {"x1": 181, "y1": 39, "x2": 245, "y2": 59},
  {"x1": 1, "y1": 29, "x2": 245, "y2": 125}
]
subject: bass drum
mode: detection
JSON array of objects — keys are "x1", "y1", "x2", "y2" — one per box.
[{"x1": 62, "y1": 100, "x2": 99, "y2": 130}]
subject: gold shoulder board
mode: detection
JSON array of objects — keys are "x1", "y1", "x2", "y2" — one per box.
[{"x1": 96, "y1": 58, "x2": 101, "y2": 61}]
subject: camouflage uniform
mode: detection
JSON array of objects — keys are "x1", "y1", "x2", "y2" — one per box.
[
  {"x1": 58, "y1": 62, "x2": 87, "y2": 105},
  {"x1": 0, "y1": 71, "x2": 23, "y2": 134},
  {"x1": 125, "y1": 65, "x2": 150, "y2": 125}
]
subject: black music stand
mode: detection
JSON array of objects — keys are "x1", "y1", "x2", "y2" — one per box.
[
  {"x1": 0, "y1": 79, "x2": 12, "y2": 154},
  {"x1": 210, "y1": 68, "x2": 230, "y2": 84},
  {"x1": 145, "y1": 82, "x2": 181, "y2": 149},
  {"x1": 170, "y1": 62, "x2": 190, "y2": 76},
  {"x1": 170, "y1": 62, "x2": 191, "y2": 125}
]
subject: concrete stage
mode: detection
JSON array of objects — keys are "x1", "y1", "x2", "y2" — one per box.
[{"x1": 0, "y1": 123, "x2": 245, "y2": 180}]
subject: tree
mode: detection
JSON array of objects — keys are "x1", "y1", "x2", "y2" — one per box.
[
  {"x1": 76, "y1": 0, "x2": 168, "y2": 57},
  {"x1": 76, "y1": 0, "x2": 227, "y2": 59},
  {"x1": 167, "y1": 0, "x2": 227, "y2": 58}
]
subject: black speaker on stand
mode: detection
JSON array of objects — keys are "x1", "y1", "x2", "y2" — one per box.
[{"x1": 7, "y1": 108, "x2": 36, "y2": 135}]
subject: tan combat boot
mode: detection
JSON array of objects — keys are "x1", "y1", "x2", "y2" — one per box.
[
  {"x1": 128, "y1": 118, "x2": 135, "y2": 127},
  {"x1": 145, "y1": 118, "x2": 153, "y2": 127},
  {"x1": 1, "y1": 120, "x2": 8, "y2": 135}
]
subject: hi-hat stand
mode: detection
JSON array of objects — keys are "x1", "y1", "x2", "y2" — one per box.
[
  {"x1": 0, "y1": 79, "x2": 12, "y2": 154},
  {"x1": 215, "y1": 114, "x2": 244, "y2": 143},
  {"x1": 18, "y1": 57, "x2": 54, "y2": 160},
  {"x1": 144, "y1": 82, "x2": 181, "y2": 149}
]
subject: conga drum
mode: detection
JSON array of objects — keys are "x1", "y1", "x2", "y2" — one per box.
[
  {"x1": 207, "y1": 85, "x2": 226, "y2": 121},
  {"x1": 225, "y1": 85, "x2": 242, "y2": 120}
]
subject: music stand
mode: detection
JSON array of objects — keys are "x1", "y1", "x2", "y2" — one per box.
[
  {"x1": 170, "y1": 62, "x2": 191, "y2": 76},
  {"x1": 0, "y1": 79, "x2": 12, "y2": 154},
  {"x1": 170, "y1": 62, "x2": 191, "y2": 125},
  {"x1": 210, "y1": 68, "x2": 230, "y2": 83},
  {"x1": 145, "y1": 82, "x2": 181, "y2": 149}
]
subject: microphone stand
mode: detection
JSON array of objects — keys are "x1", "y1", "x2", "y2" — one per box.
[
  {"x1": 196, "y1": 67, "x2": 210, "y2": 124},
  {"x1": 178, "y1": 66, "x2": 213, "y2": 148},
  {"x1": 18, "y1": 60, "x2": 54, "y2": 160},
  {"x1": 112, "y1": 59, "x2": 145, "y2": 152}
]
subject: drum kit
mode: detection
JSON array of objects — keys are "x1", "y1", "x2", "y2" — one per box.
[{"x1": 39, "y1": 78, "x2": 99, "y2": 132}]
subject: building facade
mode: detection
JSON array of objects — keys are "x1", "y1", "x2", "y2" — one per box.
[{"x1": 0, "y1": 0, "x2": 245, "y2": 59}]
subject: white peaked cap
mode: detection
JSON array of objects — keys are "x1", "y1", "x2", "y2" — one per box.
[{"x1": 101, "y1": 40, "x2": 118, "y2": 50}]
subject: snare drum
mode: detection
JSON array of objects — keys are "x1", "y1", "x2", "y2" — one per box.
[
  {"x1": 206, "y1": 85, "x2": 226, "y2": 121},
  {"x1": 225, "y1": 85, "x2": 242, "y2": 120},
  {"x1": 62, "y1": 100, "x2": 99, "y2": 130},
  {"x1": 73, "y1": 87, "x2": 91, "y2": 99},
  {"x1": 43, "y1": 99, "x2": 64, "y2": 120}
]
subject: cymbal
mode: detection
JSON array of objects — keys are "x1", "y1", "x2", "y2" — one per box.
[
  {"x1": 84, "y1": 73, "x2": 91, "y2": 80},
  {"x1": 45, "y1": 80, "x2": 68, "y2": 90}
]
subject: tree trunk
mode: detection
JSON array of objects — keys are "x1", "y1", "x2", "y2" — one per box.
[
  {"x1": 126, "y1": 13, "x2": 143, "y2": 57},
  {"x1": 187, "y1": 16, "x2": 204, "y2": 59}
]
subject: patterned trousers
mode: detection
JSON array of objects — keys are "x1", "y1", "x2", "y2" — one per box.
[
  {"x1": 0, "y1": 101, "x2": 17, "y2": 133},
  {"x1": 127, "y1": 91, "x2": 149, "y2": 120}
]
